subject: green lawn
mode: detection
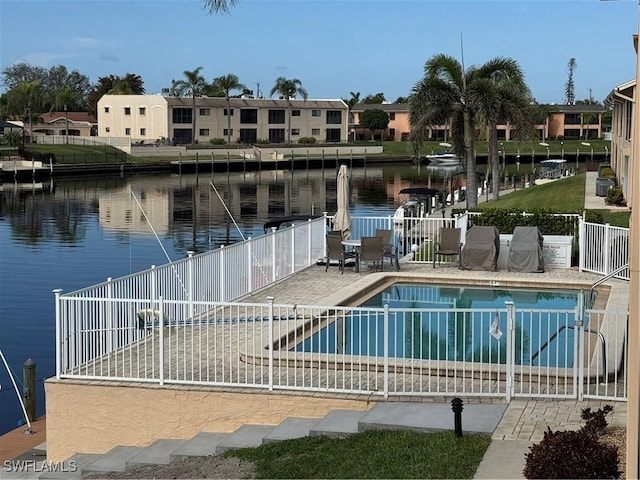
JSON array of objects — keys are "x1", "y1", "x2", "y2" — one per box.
[{"x1": 227, "y1": 430, "x2": 490, "y2": 479}]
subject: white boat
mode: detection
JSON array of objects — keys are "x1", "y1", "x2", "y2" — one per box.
[
  {"x1": 393, "y1": 187, "x2": 440, "y2": 226},
  {"x1": 424, "y1": 152, "x2": 461, "y2": 165}
]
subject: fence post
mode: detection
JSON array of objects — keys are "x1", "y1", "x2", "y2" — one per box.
[
  {"x1": 307, "y1": 220, "x2": 312, "y2": 266},
  {"x1": 220, "y1": 245, "x2": 226, "y2": 302},
  {"x1": 578, "y1": 216, "x2": 585, "y2": 272},
  {"x1": 267, "y1": 296, "x2": 275, "y2": 391},
  {"x1": 604, "y1": 223, "x2": 611, "y2": 275},
  {"x1": 107, "y1": 277, "x2": 114, "y2": 353},
  {"x1": 159, "y1": 295, "x2": 164, "y2": 385},
  {"x1": 187, "y1": 251, "x2": 194, "y2": 319},
  {"x1": 291, "y1": 227, "x2": 296, "y2": 275},
  {"x1": 505, "y1": 301, "x2": 515, "y2": 401},
  {"x1": 575, "y1": 303, "x2": 585, "y2": 401},
  {"x1": 247, "y1": 238, "x2": 253, "y2": 294},
  {"x1": 383, "y1": 304, "x2": 389, "y2": 398},
  {"x1": 272, "y1": 231, "x2": 277, "y2": 282},
  {"x1": 53, "y1": 288, "x2": 63, "y2": 378}
]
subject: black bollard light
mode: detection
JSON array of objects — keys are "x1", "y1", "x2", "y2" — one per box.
[{"x1": 451, "y1": 397, "x2": 463, "y2": 437}]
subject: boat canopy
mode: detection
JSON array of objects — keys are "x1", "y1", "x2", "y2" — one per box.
[{"x1": 399, "y1": 187, "x2": 439, "y2": 197}]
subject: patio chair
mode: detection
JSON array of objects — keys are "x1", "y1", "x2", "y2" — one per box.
[
  {"x1": 432, "y1": 227, "x2": 462, "y2": 268},
  {"x1": 375, "y1": 228, "x2": 399, "y2": 271},
  {"x1": 359, "y1": 236, "x2": 384, "y2": 273},
  {"x1": 325, "y1": 233, "x2": 357, "y2": 274}
]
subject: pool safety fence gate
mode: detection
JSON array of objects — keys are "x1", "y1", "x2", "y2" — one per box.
[{"x1": 55, "y1": 294, "x2": 628, "y2": 401}]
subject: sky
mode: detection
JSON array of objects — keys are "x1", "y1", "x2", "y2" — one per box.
[{"x1": 0, "y1": 0, "x2": 639, "y2": 105}]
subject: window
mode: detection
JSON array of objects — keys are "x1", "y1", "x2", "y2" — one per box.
[
  {"x1": 268, "y1": 110, "x2": 286, "y2": 124},
  {"x1": 124, "y1": 107, "x2": 131, "y2": 115},
  {"x1": 326, "y1": 110, "x2": 342, "y2": 124},
  {"x1": 223, "y1": 108, "x2": 234, "y2": 116},
  {"x1": 199, "y1": 128, "x2": 210, "y2": 136},
  {"x1": 291, "y1": 128, "x2": 300, "y2": 135},
  {"x1": 139, "y1": 107, "x2": 146, "y2": 115},
  {"x1": 239, "y1": 128, "x2": 257, "y2": 143},
  {"x1": 140, "y1": 128, "x2": 146, "y2": 136},
  {"x1": 104, "y1": 107, "x2": 110, "y2": 113},
  {"x1": 173, "y1": 108, "x2": 193, "y2": 124},
  {"x1": 389, "y1": 128, "x2": 395, "y2": 138},
  {"x1": 199, "y1": 108, "x2": 210, "y2": 116},
  {"x1": 325, "y1": 129, "x2": 341, "y2": 142},
  {"x1": 312, "y1": 128, "x2": 320, "y2": 135},
  {"x1": 105, "y1": 127, "x2": 110, "y2": 133},
  {"x1": 311, "y1": 109, "x2": 321, "y2": 117},
  {"x1": 223, "y1": 128, "x2": 233, "y2": 136},
  {"x1": 269, "y1": 128, "x2": 285, "y2": 143},
  {"x1": 292, "y1": 110, "x2": 301, "y2": 116},
  {"x1": 564, "y1": 113, "x2": 581, "y2": 125},
  {"x1": 389, "y1": 112, "x2": 395, "y2": 120},
  {"x1": 125, "y1": 128, "x2": 131, "y2": 135},
  {"x1": 240, "y1": 109, "x2": 258, "y2": 124}
]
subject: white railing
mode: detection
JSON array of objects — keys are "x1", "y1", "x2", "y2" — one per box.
[
  {"x1": 580, "y1": 221, "x2": 630, "y2": 280},
  {"x1": 33, "y1": 134, "x2": 132, "y2": 151},
  {"x1": 55, "y1": 295, "x2": 628, "y2": 401}
]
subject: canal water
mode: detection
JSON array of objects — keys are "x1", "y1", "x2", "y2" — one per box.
[{"x1": 1, "y1": 162, "x2": 470, "y2": 435}]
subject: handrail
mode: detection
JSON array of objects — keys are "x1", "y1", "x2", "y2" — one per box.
[
  {"x1": 591, "y1": 263, "x2": 629, "y2": 291},
  {"x1": 531, "y1": 324, "x2": 607, "y2": 383}
]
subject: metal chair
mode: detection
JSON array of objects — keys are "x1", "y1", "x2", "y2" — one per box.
[
  {"x1": 375, "y1": 228, "x2": 399, "y2": 271},
  {"x1": 358, "y1": 236, "x2": 384, "y2": 273},
  {"x1": 433, "y1": 227, "x2": 462, "y2": 268},
  {"x1": 325, "y1": 233, "x2": 357, "y2": 274}
]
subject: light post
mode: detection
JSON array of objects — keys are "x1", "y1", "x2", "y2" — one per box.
[
  {"x1": 64, "y1": 104, "x2": 69, "y2": 145},
  {"x1": 539, "y1": 141, "x2": 549, "y2": 159},
  {"x1": 27, "y1": 101, "x2": 32, "y2": 144},
  {"x1": 561, "y1": 141, "x2": 564, "y2": 160},
  {"x1": 604, "y1": 145, "x2": 609, "y2": 162}
]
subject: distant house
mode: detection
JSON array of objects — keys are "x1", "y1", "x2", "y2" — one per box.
[
  {"x1": 350, "y1": 102, "x2": 607, "y2": 142},
  {"x1": 34, "y1": 112, "x2": 98, "y2": 137},
  {"x1": 0, "y1": 119, "x2": 23, "y2": 135}
]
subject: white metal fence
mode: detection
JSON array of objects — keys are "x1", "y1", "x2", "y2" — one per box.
[
  {"x1": 580, "y1": 221, "x2": 630, "y2": 280},
  {"x1": 55, "y1": 214, "x2": 630, "y2": 401},
  {"x1": 55, "y1": 295, "x2": 628, "y2": 401},
  {"x1": 33, "y1": 134, "x2": 131, "y2": 151}
]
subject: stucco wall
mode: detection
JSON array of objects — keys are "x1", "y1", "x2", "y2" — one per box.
[{"x1": 45, "y1": 380, "x2": 370, "y2": 462}]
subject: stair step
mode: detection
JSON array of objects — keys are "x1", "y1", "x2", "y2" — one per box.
[
  {"x1": 39, "y1": 453, "x2": 101, "y2": 479},
  {"x1": 125, "y1": 439, "x2": 187, "y2": 468},
  {"x1": 170, "y1": 432, "x2": 230, "y2": 461},
  {"x1": 309, "y1": 409, "x2": 367, "y2": 437},
  {"x1": 81, "y1": 446, "x2": 143, "y2": 475},
  {"x1": 215, "y1": 425, "x2": 275, "y2": 454},
  {"x1": 262, "y1": 417, "x2": 320, "y2": 444}
]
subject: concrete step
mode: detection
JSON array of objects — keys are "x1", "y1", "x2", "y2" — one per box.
[
  {"x1": 80, "y1": 446, "x2": 144, "y2": 475},
  {"x1": 170, "y1": 432, "x2": 230, "y2": 461},
  {"x1": 39, "y1": 453, "x2": 101, "y2": 479},
  {"x1": 125, "y1": 439, "x2": 187, "y2": 468},
  {"x1": 215, "y1": 425, "x2": 275, "y2": 454},
  {"x1": 308, "y1": 409, "x2": 367, "y2": 437},
  {"x1": 261, "y1": 417, "x2": 320, "y2": 444}
]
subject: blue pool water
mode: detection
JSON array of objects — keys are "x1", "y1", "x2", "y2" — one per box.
[{"x1": 293, "y1": 284, "x2": 587, "y2": 368}]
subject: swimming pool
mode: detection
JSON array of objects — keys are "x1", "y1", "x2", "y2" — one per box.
[{"x1": 292, "y1": 283, "x2": 589, "y2": 368}]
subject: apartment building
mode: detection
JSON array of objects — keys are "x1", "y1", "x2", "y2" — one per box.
[
  {"x1": 605, "y1": 79, "x2": 634, "y2": 203},
  {"x1": 350, "y1": 102, "x2": 607, "y2": 142},
  {"x1": 97, "y1": 95, "x2": 349, "y2": 145}
]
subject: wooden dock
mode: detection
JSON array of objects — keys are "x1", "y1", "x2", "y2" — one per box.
[{"x1": 0, "y1": 416, "x2": 46, "y2": 462}]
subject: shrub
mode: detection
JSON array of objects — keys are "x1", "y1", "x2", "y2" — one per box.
[
  {"x1": 523, "y1": 405, "x2": 620, "y2": 479},
  {"x1": 209, "y1": 138, "x2": 226, "y2": 145},
  {"x1": 599, "y1": 167, "x2": 616, "y2": 178},
  {"x1": 298, "y1": 137, "x2": 316, "y2": 144},
  {"x1": 606, "y1": 187, "x2": 625, "y2": 206},
  {"x1": 584, "y1": 210, "x2": 604, "y2": 224}
]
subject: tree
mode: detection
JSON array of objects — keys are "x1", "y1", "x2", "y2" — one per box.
[
  {"x1": 270, "y1": 77, "x2": 308, "y2": 144},
  {"x1": 565, "y1": 58, "x2": 576, "y2": 105},
  {"x1": 394, "y1": 96, "x2": 409, "y2": 104},
  {"x1": 88, "y1": 73, "x2": 145, "y2": 117},
  {"x1": 212, "y1": 74, "x2": 246, "y2": 144},
  {"x1": 202, "y1": 0, "x2": 238, "y2": 13},
  {"x1": 409, "y1": 53, "x2": 532, "y2": 208},
  {"x1": 172, "y1": 67, "x2": 208, "y2": 145},
  {"x1": 362, "y1": 93, "x2": 386, "y2": 104},
  {"x1": 359, "y1": 108, "x2": 389, "y2": 140},
  {"x1": 51, "y1": 86, "x2": 83, "y2": 144},
  {"x1": 342, "y1": 91, "x2": 360, "y2": 109}
]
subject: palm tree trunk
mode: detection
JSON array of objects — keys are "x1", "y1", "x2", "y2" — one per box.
[
  {"x1": 65, "y1": 105, "x2": 69, "y2": 145},
  {"x1": 192, "y1": 95, "x2": 197, "y2": 146},
  {"x1": 287, "y1": 101, "x2": 291, "y2": 144},
  {"x1": 463, "y1": 110, "x2": 477, "y2": 208},
  {"x1": 490, "y1": 126, "x2": 500, "y2": 201}
]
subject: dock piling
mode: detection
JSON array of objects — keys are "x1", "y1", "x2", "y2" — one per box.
[{"x1": 23, "y1": 358, "x2": 36, "y2": 422}]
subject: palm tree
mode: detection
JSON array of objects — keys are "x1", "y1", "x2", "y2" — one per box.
[
  {"x1": 19, "y1": 81, "x2": 40, "y2": 144},
  {"x1": 471, "y1": 58, "x2": 533, "y2": 200},
  {"x1": 270, "y1": 77, "x2": 308, "y2": 144},
  {"x1": 212, "y1": 74, "x2": 246, "y2": 145},
  {"x1": 409, "y1": 54, "x2": 532, "y2": 208},
  {"x1": 52, "y1": 86, "x2": 81, "y2": 144},
  {"x1": 172, "y1": 67, "x2": 207, "y2": 146},
  {"x1": 202, "y1": 0, "x2": 238, "y2": 13}
]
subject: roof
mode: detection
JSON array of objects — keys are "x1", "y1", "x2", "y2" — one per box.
[
  {"x1": 351, "y1": 103, "x2": 409, "y2": 113},
  {"x1": 545, "y1": 104, "x2": 607, "y2": 114},
  {"x1": 605, "y1": 79, "x2": 635, "y2": 106},
  {"x1": 40, "y1": 112, "x2": 98, "y2": 124},
  {"x1": 166, "y1": 97, "x2": 348, "y2": 109},
  {"x1": 0, "y1": 119, "x2": 22, "y2": 130}
]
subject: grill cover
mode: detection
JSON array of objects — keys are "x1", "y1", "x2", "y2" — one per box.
[
  {"x1": 507, "y1": 226, "x2": 544, "y2": 273},
  {"x1": 460, "y1": 226, "x2": 500, "y2": 271}
]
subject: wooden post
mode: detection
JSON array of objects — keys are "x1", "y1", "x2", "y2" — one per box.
[{"x1": 23, "y1": 358, "x2": 36, "y2": 422}]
